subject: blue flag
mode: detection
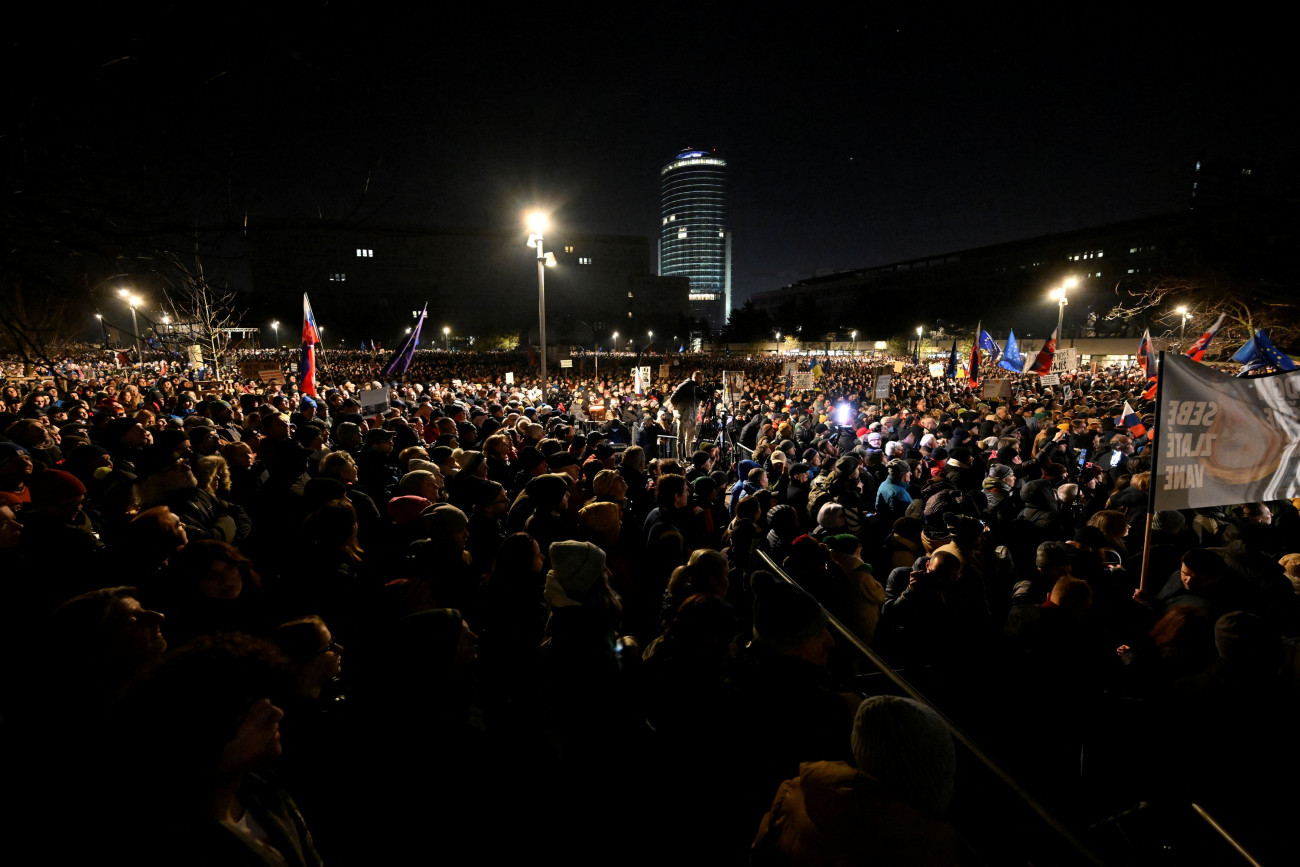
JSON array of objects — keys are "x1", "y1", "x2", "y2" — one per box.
[
  {"x1": 979, "y1": 329, "x2": 1001, "y2": 363},
  {"x1": 382, "y1": 304, "x2": 427, "y2": 378},
  {"x1": 946, "y1": 340, "x2": 959, "y2": 379},
  {"x1": 1233, "y1": 329, "x2": 1296, "y2": 376},
  {"x1": 998, "y1": 329, "x2": 1024, "y2": 373}
]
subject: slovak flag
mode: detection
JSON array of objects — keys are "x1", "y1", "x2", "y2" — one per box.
[
  {"x1": 1113, "y1": 400, "x2": 1147, "y2": 439},
  {"x1": 301, "y1": 293, "x2": 321, "y2": 398},
  {"x1": 1184, "y1": 313, "x2": 1226, "y2": 363},
  {"x1": 1138, "y1": 328, "x2": 1158, "y2": 380},
  {"x1": 1028, "y1": 327, "x2": 1058, "y2": 376}
]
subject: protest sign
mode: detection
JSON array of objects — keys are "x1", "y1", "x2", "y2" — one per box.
[
  {"x1": 505, "y1": 372, "x2": 514, "y2": 384},
  {"x1": 640, "y1": 366, "x2": 652, "y2": 385},
  {"x1": 893, "y1": 361, "x2": 905, "y2": 374},
  {"x1": 1153, "y1": 353, "x2": 1300, "y2": 510},
  {"x1": 928, "y1": 363, "x2": 945, "y2": 379},
  {"x1": 1050, "y1": 348, "x2": 1080, "y2": 374},
  {"x1": 359, "y1": 388, "x2": 390, "y2": 417},
  {"x1": 982, "y1": 379, "x2": 1011, "y2": 400},
  {"x1": 559, "y1": 359, "x2": 573, "y2": 368},
  {"x1": 1039, "y1": 374, "x2": 1060, "y2": 386},
  {"x1": 258, "y1": 368, "x2": 285, "y2": 384},
  {"x1": 873, "y1": 371, "x2": 891, "y2": 400},
  {"x1": 791, "y1": 372, "x2": 814, "y2": 390}
]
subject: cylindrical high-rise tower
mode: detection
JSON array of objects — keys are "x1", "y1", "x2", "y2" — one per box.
[{"x1": 659, "y1": 148, "x2": 731, "y2": 332}]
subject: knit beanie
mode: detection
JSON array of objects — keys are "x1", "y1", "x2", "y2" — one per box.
[
  {"x1": 851, "y1": 695, "x2": 956, "y2": 816},
  {"x1": 987, "y1": 463, "x2": 1014, "y2": 481},
  {"x1": 751, "y1": 573, "x2": 828, "y2": 652},
  {"x1": 545, "y1": 540, "x2": 608, "y2": 608},
  {"x1": 995, "y1": 446, "x2": 1019, "y2": 464},
  {"x1": 1151, "y1": 510, "x2": 1186, "y2": 534},
  {"x1": 27, "y1": 469, "x2": 87, "y2": 505},
  {"x1": 826, "y1": 534, "x2": 862, "y2": 555},
  {"x1": 386, "y1": 495, "x2": 432, "y2": 527}
]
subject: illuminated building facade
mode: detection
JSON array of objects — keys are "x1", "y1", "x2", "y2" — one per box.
[{"x1": 659, "y1": 148, "x2": 731, "y2": 332}]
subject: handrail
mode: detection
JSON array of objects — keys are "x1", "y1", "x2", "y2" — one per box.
[
  {"x1": 756, "y1": 549, "x2": 1108, "y2": 867},
  {"x1": 1190, "y1": 804, "x2": 1263, "y2": 867}
]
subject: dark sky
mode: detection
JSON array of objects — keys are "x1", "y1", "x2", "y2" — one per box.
[{"x1": 9, "y1": 6, "x2": 1295, "y2": 306}]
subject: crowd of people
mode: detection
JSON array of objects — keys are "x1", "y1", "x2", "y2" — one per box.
[{"x1": 2, "y1": 345, "x2": 1298, "y2": 864}]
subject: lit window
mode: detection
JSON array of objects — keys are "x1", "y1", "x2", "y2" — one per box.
[
  {"x1": 678, "y1": 229, "x2": 687, "y2": 239},
  {"x1": 565, "y1": 246, "x2": 574, "y2": 253},
  {"x1": 718, "y1": 231, "x2": 725, "y2": 238},
  {"x1": 1130, "y1": 247, "x2": 1137, "y2": 253},
  {"x1": 1097, "y1": 251, "x2": 1103, "y2": 257},
  {"x1": 356, "y1": 249, "x2": 373, "y2": 257},
  {"x1": 1128, "y1": 269, "x2": 1135, "y2": 274},
  {"x1": 329, "y1": 273, "x2": 346, "y2": 282},
  {"x1": 1242, "y1": 168, "x2": 1252, "y2": 175},
  {"x1": 627, "y1": 291, "x2": 634, "y2": 298},
  {"x1": 662, "y1": 218, "x2": 668, "y2": 225},
  {"x1": 627, "y1": 311, "x2": 632, "y2": 318},
  {"x1": 668, "y1": 215, "x2": 675, "y2": 222}
]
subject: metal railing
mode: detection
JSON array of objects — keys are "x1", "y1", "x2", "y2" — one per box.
[{"x1": 756, "y1": 549, "x2": 1107, "y2": 866}]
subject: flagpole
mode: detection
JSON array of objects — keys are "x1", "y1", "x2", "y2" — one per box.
[{"x1": 1137, "y1": 350, "x2": 1165, "y2": 601}]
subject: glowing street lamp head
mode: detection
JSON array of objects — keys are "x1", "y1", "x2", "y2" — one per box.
[
  {"x1": 443, "y1": 326, "x2": 450, "y2": 336},
  {"x1": 612, "y1": 331, "x2": 618, "y2": 339},
  {"x1": 1050, "y1": 287, "x2": 1065, "y2": 302},
  {"x1": 916, "y1": 326, "x2": 923, "y2": 337},
  {"x1": 1062, "y1": 277, "x2": 1079, "y2": 289},
  {"x1": 128, "y1": 294, "x2": 142, "y2": 308},
  {"x1": 526, "y1": 211, "x2": 549, "y2": 234},
  {"x1": 647, "y1": 330, "x2": 653, "y2": 338},
  {"x1": 271, "y1": 320, "x2": 279, "y2": 329},
  {"x1": 118, "y1": 288, "x2": 130, "y2": 298},
  {"x1": 1176, "y1": 305, "x2": 1188, "y2": 315}
]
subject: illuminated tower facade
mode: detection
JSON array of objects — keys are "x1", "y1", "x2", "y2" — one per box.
[{"x1": 659, "y1": 148, "x2": 731, "y2": 332}]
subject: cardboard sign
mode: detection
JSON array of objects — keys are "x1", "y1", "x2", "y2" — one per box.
[
  {"x1": 639, "y1": 366, "x2": 652, "y2": 384},
  {"x1": 928, "y1": 363, "x2": 945, "y2": 379},
  {"x1": 660, "y1": 363, "x2": 671, "y2": 378},
  {"x1": 505, "y1": 372, "x2": 514, "y2": 384},
  {"x1": 560, "y1": 359, "x2": 573, "y2": 368},
  {"x1": 1039, "y1": 374, "x2": 1061, "y2": 386},
  {"x1": 893, "y1": 360, "x2": 905, "y2": 374},
  {"x1": 873, "y1": 372, "x2": 891, "y2": 400},
  {"x1": 1050, "y1": 348, "x2": 1080, "y2": 374},
  {"x1": 258, "y1": 368, "x2": 285, "y2": 384},
  {"x1": 359, "y1": 388, "x2": 390, "y2": 416},
  {"x1": 783, "y1": 361, "x2": 800, "y2": 376},
  {"x1": 791, "y1": 372, "x2": 814, "y2": 390},
  {"x1": 982, "y1": 379, "x2": 1012, "y2": 400}
]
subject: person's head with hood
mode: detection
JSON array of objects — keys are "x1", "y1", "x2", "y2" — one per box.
[
  {"x1": 544, "y1": 540, "x2": 621, "y2": 619},
  {"x1": 766, "y1": 503, "x2": 800, "y2": 543},
  {"x1": 525, "y1": 472, "x2": 572, "y2": 516},
  {"x1": 335, "y1": 421, "x2": 363, "y2": 450},
  {"x1": 851, "y1": 695, "x2": 956, "y2": 816},
  {"x1": 736, "y1": 459, "x2": 759, "y2": 488},
  {"x1": 578, "y1": 500, "x2": 622, "y2": 549}
]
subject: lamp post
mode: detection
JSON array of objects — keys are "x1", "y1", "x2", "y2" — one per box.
[
  {"x1": 1176, "y1": 305, "x2": 1190, "y2": 340},
  {"x1": 916, "y1": 325, "x2": 923, "y2": 358},
  {"x1": 444, "y1": 326, "x2": 451, "y2": 351},
  {"x1": 271, "y1": 320, "x2": 279, "y2": 349},
  {"x1": 774, "y1": 331, "x2": 781, "y2": 355},
  {"x1": 612, "y1": 331, "x2": 619, "y2": 354},
  {"x1": 1049, "y1": 276, "x2": 1078, "y2": 339},
  {"x1": 851, "y1": 330, "x2": 857, "y2": 355},
  {"x1": 119, "y1": 289, "x2": 143, "y2": 363},
  {"x1": 526, "y1": 212, "x2": 556, "y2": 400}
]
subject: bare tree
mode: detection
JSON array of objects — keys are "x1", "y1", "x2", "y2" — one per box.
[
  {"x1": 1103, "y1": 267, "x2": 1300, "y2": 352},
  {"x1": 156, "y1": 248, "x2": 248, "y2": 376}
]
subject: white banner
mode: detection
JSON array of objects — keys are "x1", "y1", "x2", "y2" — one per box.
[
  {"x1": 640, "y1": 366, "x2": 652, "y2": 384},
  {"x1": 1039, "y1": 374, "x2": 1061, "y2": 386},
  {"x1": 505, "y1": 372, "x2": 514, "y2": 384},
  {"x1": 1153, "y1": 353, "x2": 1300, "y2": 510},
  {"x1": 791, "y1": 372, "x2": 814, "y2": 390},
  {"x1": 873, "y1": 372, "x2": 891, "y2": 400},
  {"x1": 928, "y1": 363, "x2": 945, "y2": 379},
  {"x1": 1051, "y1": 348, "x2": 1080, "y2": 374},
  {"x1": 359, "y1": 388, "x2": 390, "y2": 417},
  {"x1": 559, "y1": 359, "x2": 572, "y2": 368}
]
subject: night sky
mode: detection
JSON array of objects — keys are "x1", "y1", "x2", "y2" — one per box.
[{"x1": 8, "y1": 6, "x2": 1294, "y2": 307}]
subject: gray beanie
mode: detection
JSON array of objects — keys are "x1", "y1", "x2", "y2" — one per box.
[
  {"x1": 851, "y1": 695, "x2": 956, "y2": 816},
  {"x1": 544, "y1": 541, "x2": 608, "y2": 608},
  {"x1": 1151, "y1": 510, "x2": 1186, "y2": 534},
  {"x1": 987, "y1": 463, "x2": 1014, "y2": 481}
]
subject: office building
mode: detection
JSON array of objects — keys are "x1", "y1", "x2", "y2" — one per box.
[{"x1": 659, "y1": 148, "x2": 732, "y2": 332}]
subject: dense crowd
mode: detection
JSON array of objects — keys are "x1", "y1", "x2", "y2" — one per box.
[{"x1": 2, "y1": 347, "x2": 1298, "y2": 864}]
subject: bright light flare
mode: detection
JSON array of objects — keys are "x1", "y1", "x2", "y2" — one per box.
[{"x1": 526, "y1": 211, "x2": 549, "y2": 234}]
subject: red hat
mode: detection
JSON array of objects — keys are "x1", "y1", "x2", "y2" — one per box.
[
  {"x1": 386, "y1": 495, "x2": 432, "y2": 527},
  {"x1": 27, "y1": 469, "x2": 87, "y2": 506}
]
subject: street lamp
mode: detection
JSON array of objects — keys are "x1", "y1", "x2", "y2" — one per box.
[
  {"x1": 1049, "y1": 276, "x2": 1078, "y2": 339},
  {"x1": 851, "y1": 330, "x2": 858, "y2": 354},
  {"x1": 612, "y1": 331, "x2": 619, "y2": 353},
  {"x1": 775, "y1": 331, "x2": 781, "y2": 354},
  {"x1": 443, "y1": 326, "x2": 451, "y2": 351},
  {"x1": 118, "y1": 289, "x2": 143, "y2": 363},
  {"x1": 916, "y1": 325, "x2": 923, "y2": 358},
  {"x1": 526, "y1": 211, "x2": 557, "y2": 400},
  {"x1": 271, "y1": 320, "x2": 279, "y2": 348},
  {"x1": 1176, "y1": 305, "x2": 1190, "y2": 340}
]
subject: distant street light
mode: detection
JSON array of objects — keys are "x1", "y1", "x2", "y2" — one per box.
[
  {"x1": 612, "y1": 331, "x2": 619, "y2": 353},
  {"x1": 119, "y1": 290, "x2": 144, "y2": 363},
  {"x1": 851, "y1": 329, "x2": 858, "y2": 354},
  {"x1": 775, "y1": 331, "x2": 782, "y2": 354},
  {"x1": 271, "y1": 320, "x2": 280, "y2": 348},
  {"x1": 916, "y1": 325, "x2": 923, "y2": 358},
  {"x1": 526, "y1": 211, "x2": 557, "y2": 398},
  {"x1": 444, "y1": 326, "x2": 451, "y2": 351},
  {"x1": 1049, "y1": 276, "x2": 1078, "y2": 339},
  {"x1": 1176, "y1": 305, "x2": 1191, "y2": 339}
]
